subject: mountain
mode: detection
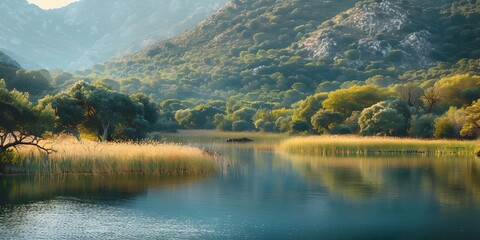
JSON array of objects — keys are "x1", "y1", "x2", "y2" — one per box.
[
  {"x1": 0, "y1": 0, "x2": 226, "y2": 69},
  {"x1": 0, "y1": 50, "x2": 21, "y2": 69},
  {"x1": 85, "y1": 0, "x2": 479, "y2": 105},
  {"x1": 301, "y1": 0, "x2": 480, "y2": 69}
]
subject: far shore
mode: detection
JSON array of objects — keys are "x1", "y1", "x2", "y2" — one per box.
[{"x1": 278, "y1": 135, "x2": 480, "y2": 156}]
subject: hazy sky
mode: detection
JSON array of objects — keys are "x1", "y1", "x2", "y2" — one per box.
[{"x1": 27, "y1": 0, "x2": 79, "y2": 9}]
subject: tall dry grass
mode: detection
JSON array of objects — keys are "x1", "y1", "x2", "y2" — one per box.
[
  {"x1": 278, "y1": 135, "x2": 480, "y2": 156},
  {"x1": 4, "y1": 137, "x2": 218, "y2": 176}
]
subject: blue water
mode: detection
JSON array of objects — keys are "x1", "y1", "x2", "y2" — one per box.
[{"x1": 1, "y1": 143, "x2": 480, "y2": 239}]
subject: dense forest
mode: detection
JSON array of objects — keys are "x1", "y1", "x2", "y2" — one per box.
[{"x1": 1, "y1": 0, "x2": 480, "y2": 144}]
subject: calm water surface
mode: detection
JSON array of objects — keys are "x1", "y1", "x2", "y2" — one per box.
[{"x1": 1, "y1": 136, "x2": 480, "y2": 239}]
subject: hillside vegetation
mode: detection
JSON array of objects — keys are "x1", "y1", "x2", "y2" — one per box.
[{"x1": 1, "y1": 0, "x2": 480, "y2": 144}]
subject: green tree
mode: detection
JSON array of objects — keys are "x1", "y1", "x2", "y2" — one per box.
[
  {"x1": 275, "y1": 117, "x2": 292, "y2": 133},
  {"x1": 214, "y1": 114, "x2": 233, "y2": 131},
  {"x1": 231, "y1": 107, "x2": 256, "y2": 122},
  {"x1": 66, "y1": 81, "x2": 138, "y2": 142},
  {"x1": 232, "y1": 120, "x2": 255, "y2": 132},
  {"x1": 86, "y1": 87, "x2": 137, "y2": 142},
  {"x1": 130, "y1": 93, "x2": 159, "y2": 125},
  {"x1": 175, "y1": 105, "x2": 223, "y2": 129},
  {"x1": 293, "y1": 93, "x2": 328, "y2": 123},
  {"x1": 291, "y1": 120, "x2": 310, "y2": 133},
  {"x1": 310, "y1": 109, "x2": 345, "y2": 134},
  {"x1": 410, "y1": 114, "x2": 436, "y2": 138},
  {"x1": 38, "y1": 93, "x2": 84, "y2": 141},
  {"x1": 358, "y1": 102, "x2": 406, "y2": 136},
  {"x1": 386, "y1": 50, "x2": 404, "y2": 62},
  {"x1": 0, "y1": 80, "x2": 55, "y2": 164}
]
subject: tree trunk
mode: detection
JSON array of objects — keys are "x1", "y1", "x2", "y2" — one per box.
[
  {"x1": 66, "y1": 128, "x2": 82, "y2": 142},
  {"x1": 100, "y1": 121, "x2": 110, "y2": 142},
  {"x1": 72, "y1": 129, "x2": 82, "y2": 142}
]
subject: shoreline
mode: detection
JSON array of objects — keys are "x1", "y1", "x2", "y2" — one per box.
[{"x1": 277, "y1": 135, "x2": 480, "y2": 156}]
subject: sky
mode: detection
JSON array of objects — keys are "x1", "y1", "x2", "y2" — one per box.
[{"x1": 27, "y1": 0, "x2": 79, "y2": 9}]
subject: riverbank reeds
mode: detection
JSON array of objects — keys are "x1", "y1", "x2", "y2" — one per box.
[
  {"x1": 278, "y1": 135, "x2": 480, "y2": 156},
  {"x1": 2, "y1": 138, "x2": 218, "y2": 176}
]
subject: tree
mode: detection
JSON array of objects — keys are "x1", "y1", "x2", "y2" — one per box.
[
  {"x1": 0, "y1": 80, "x2": 55, "y2": 164},
  {"x1": 275, "y1": 117, "x2": 292, "y2": 133},
  {"x1": 175, "y1": 105, "x2": 223, "y2": 129},
  {"x1": 253, "y1": 32, "x2": 269, "y2": 45},
  {"x1": 386, "y1": 50, "x2": 404, "y2": 62},
  {"x1": 38, "y1": 93, "x2": 84, "y2": 141},
  {"x1": 232, "y1": 120, "x2": 254, "y2": 132},
  {"x1": 410, "y1": 114, "x2": 436, "y2": 138},
  {"x1": 310, "y1": 109, "x2": 345, "y2": 134},
  {"x1": 86, "y1": 87, "x2": 137, "y2": 142},
  {"x1": 7, "y1": 70, "x2": 51, "y2": 94},
  {"x1": 130, "y1": 93, "x2": 159, "y2": 125},
  {"x1": 422, "y1": 86, "x2": 441, "y2": 113},
  {"x1": 435, "y1": 74, "x2": 480, "y2": 107},
  {"x1": 460, "y1": 100, "x2": 480, "y2": 138},
  {"x1": 392, "y1": 83, "x2": 424, "y2": 107},
  {"x1": 292, "y1": 92, "x2": 328, "y2": 123},
  {"x1": 345, "y1": 49, "x2": 359, "y2": 60},
  {"x1": 433, "y1": 117, "x2": 456, "y2": 139},
  {"x1": 254, "y1": 119, "x2": 277, "y2": 132},
  {"x1": 433, "y1": 107, "x2": 466, "y2": 139},
  {"x1": 323, "y1": 85, "x2": 390, "y2": 116},
  {"x1": 231, "y1": 107, "x2": 256, "y2": 122},
  {"x1": 214, "y1": 114, "x2": 233, "y2": 131},
  {"x1": 66, "y1": 81, "x2": 138, "y2": 142},
  {"x1": 291, "y1": 120, "x2": 310, "y2": 133},
  {"x1": 358, "y1": 102, "x2": 406, "y2": 136}
]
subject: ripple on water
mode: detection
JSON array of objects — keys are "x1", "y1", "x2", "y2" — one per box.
[{"x1": 0, "y1": 197, "x2": 228, "y2": 240}]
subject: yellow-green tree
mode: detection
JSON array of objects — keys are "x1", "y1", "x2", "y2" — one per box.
[
  {"x1": 460, "y1": 100, "x2": 480, "y2": 138},
  {"x1": 322, "y1": 85, "x2": 391, "y2": 116},
  {"x1": 435, "y1": 74, "x2": 480, "y2": 107}
]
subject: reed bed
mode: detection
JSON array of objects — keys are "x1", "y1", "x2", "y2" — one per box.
[
  {"x1": 278, "y1": 135, "x2": 480, "y2": 156},
  {"x1": 3, "y1": 138, "x2": 218, "y2": 176}
]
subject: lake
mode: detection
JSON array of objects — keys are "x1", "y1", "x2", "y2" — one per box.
[{"x1": 1, "y1": 134, "x2": 480, "y2": 239}]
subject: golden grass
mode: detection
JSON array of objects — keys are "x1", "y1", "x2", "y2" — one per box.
[
  {"x1": 4, "y1": 137, "x2": 218, "y2": 176},
  {"x1": 278, "y1": 135, "x2": 480, "y2": 156}
]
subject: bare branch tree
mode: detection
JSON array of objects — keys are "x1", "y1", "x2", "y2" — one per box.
[
  {"x1": 422, "y1": 86, "x2": 441, "y2": 113},
  {"x1": 0, "y1": 130, "x2": 54, "y2": 155}
]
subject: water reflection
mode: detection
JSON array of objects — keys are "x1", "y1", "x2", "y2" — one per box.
[
  {"x1": 284, "y1": 154, "x2": 480, "y2": 207},
  {"x1": 0, "y1": 175, "x2": 207, "y2": 205},
  {"x1": 2, "y1": 137, "x2": 480, "y2": 239}
]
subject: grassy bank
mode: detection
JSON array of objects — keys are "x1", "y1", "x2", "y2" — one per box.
[
  {"x1": 278, "y1": 136, "x2": 480, "y2": 156},
  {"x1": 2, "y1": 138, "x2": 218, "y2": 176}
]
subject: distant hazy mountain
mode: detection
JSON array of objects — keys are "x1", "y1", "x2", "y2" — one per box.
[
  {"x1": 0, "y1": 0, "x2": 226, "y2": 69},
  {"x1": 0, "y1": 50, "x2": 21, "y2": 69}
]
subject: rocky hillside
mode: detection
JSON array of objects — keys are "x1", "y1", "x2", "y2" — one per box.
[
  {"x1": 302, "y1": 1, "x2": 435, "y2": 69},
  {"x1": 80, "y1": 0, "x2": 479, "y2": 105},
  {"x1": 301, "y1": 0, "x2": 479, "y2": 70},
  {"x1": 0, "y1": 0, "x2": 225, "y2": 69}
]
